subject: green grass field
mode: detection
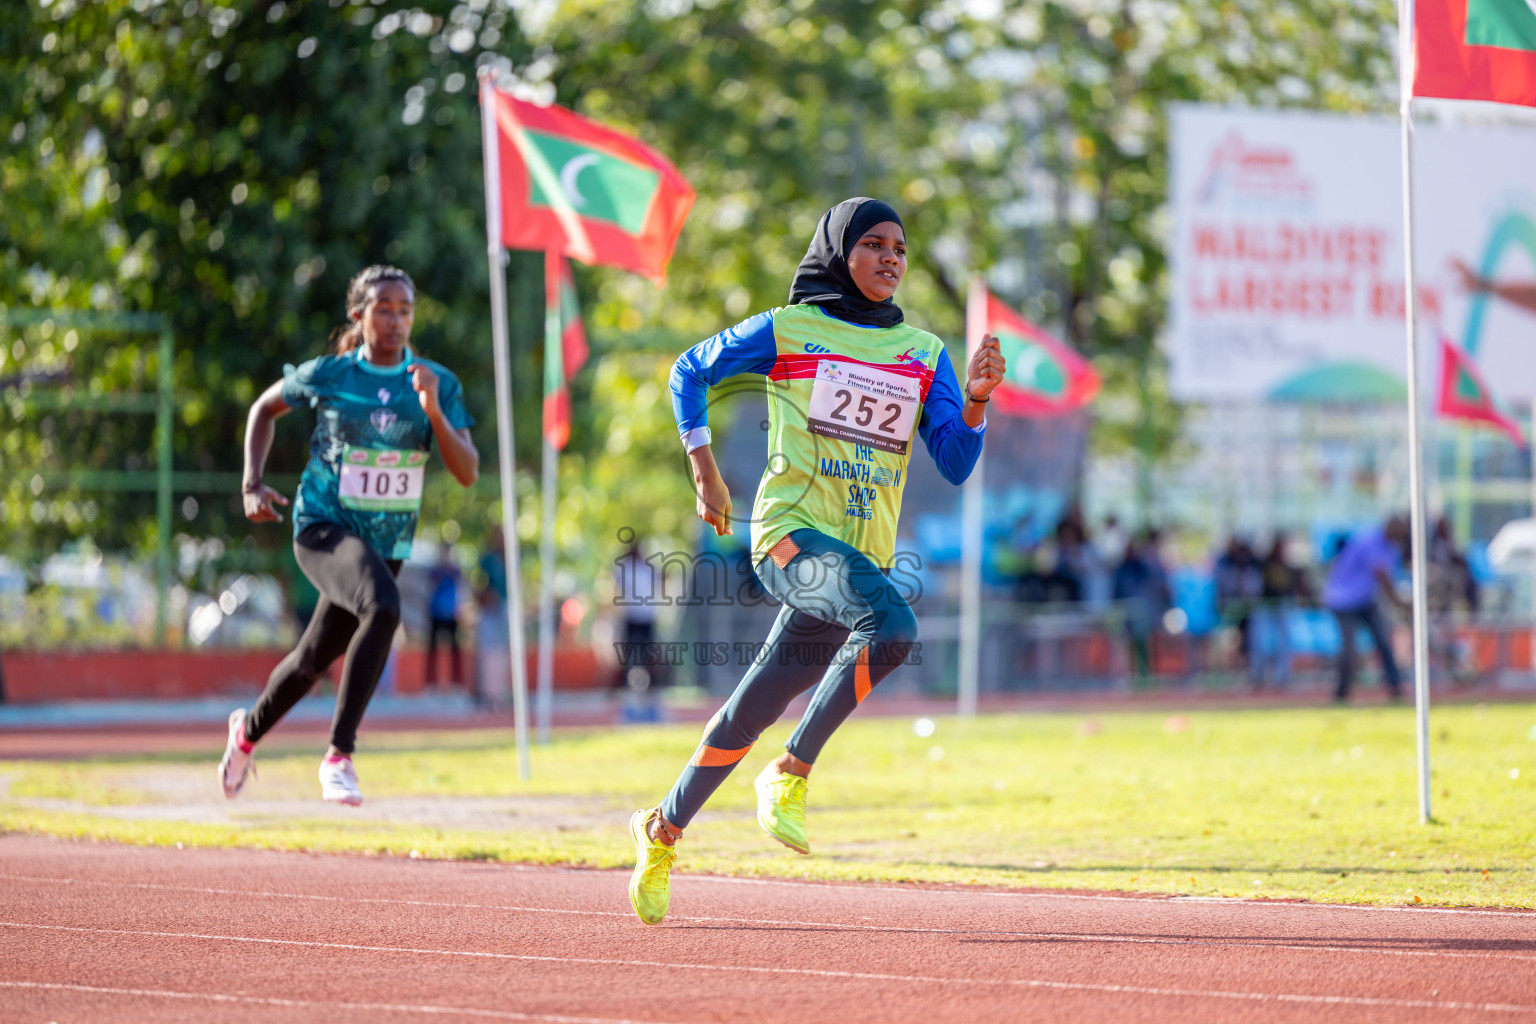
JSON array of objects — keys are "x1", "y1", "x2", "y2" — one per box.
[{"x1": 3, "y1": 703, "x2": 1534, "y2": 907}]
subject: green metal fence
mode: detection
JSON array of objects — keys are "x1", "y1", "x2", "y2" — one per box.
[{"x1": 0, "y1": 310, "x2": 175, "y2": 643}]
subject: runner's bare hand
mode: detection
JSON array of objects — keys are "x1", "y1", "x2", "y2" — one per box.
[
  {"x1": 696, "y1": 472, "x2": 733, "y2": 537},
  {"x1": 686, "y1": 445, "x2": 733, "y2": 536},
  {"x1": 243, "y1": 483, "x2": 289, "y2": 523},
  {"x1": 966, "y1": 333, "x2": 1007, "y2": 400}
]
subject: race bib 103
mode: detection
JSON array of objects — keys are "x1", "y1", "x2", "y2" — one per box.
[
  {"x1": 806, "y1": 360, "x2": 921, "y2": 454},
  {"x1": 337, "y1": 446, "x2": 427, "y2": 512}
]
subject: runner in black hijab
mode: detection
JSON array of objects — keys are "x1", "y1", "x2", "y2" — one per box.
[
  {"x1": 788, "y1": 198, "x2": 906, "y2": 328},
  {"x1": 625, "y1": 195, "x2": 1008, "y2": 927}
]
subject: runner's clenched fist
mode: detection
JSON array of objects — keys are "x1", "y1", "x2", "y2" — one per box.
[{"x1": 965, "y1": 333, "x2": 1007, "y2": 402}]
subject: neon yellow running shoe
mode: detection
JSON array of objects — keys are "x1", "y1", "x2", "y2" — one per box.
[
  {"x1": 627, "y1": 809, "x2": 676, "y2": 925},
  {"x1": 754, "y1": 764, "x2": 810, "y2": 855}
]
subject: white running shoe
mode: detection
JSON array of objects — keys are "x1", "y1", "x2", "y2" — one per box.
[
  {"x1": 319, "y1": 756, "x2": 363, "y2": 806},
  {"x1": 218, "y1": 709, "x2": 255, "y2": 799}
]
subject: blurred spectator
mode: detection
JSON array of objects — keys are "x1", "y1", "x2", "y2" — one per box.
[
  {"x1": 1322, "y1": 515, "x2": 1411, "y2": 702},
  {"x1": 1076, "y1": 526, "x2": 1113, "y2": 610},
  {"x1": 1052, "y1": 505, "x2": 1105, "y2": 605},
  {"x1": 474, "y1": 584, "x2": 510, "y2": 711},
  {"x1": 1098, "y1": 513, "x2": 1128, "y2": 565},
  {"x1": 1250, "y1": 532, "x2": 1310, "y2": 687},
  {"x1": 1261, "y1": 532, "x2": 1311, "y2": 603},
  {"x1": 1426, "y1": 517, "x2": 1479, "y2": 685},
  {"x1": 1008, "y1": 512, "x2": 1045, "y2": 603},
  {"x1": 1011, "y1": 506, "x2": 1106, "y2": 606},
  {"x1": 425, "y1": 545, "x2": 464, "y2": 687},
  {"x1": 472, "y1": 527, "x2": 511, "y2": 709},
  {"x1": 613, "y1": 539, "x2": 661, "y2": 691},
  {"x1": 478, "y1": 526, "x2": 508, "y2": 605},
  {"x1": 1012, "y1": 546, "x2": 1047, "y2": 603},
  {"x1": 1214, "y1": 537, "x2": 1263, "y2": 670},
  {"x1": 1009, "y1": 511, "x2": 1037, "y2": 554},
  {"x1": 1113, "y1": 529, "x2": 1171, "y2": 683},
  {"x1": 1042, "y1": 514, "x2": 1081, "y2": 603},
  {"x1": 1428, "y1": 516, "x2": 1479, "y2": 614}
]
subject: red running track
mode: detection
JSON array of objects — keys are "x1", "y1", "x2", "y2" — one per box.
[{"x1": 1, "y1": 834, "x2": 1533, "y2": 1023}]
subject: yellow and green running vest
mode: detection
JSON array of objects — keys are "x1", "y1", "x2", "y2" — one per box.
[{"x1": 750, "y1": 304, "x2": 943, "y2": 566}]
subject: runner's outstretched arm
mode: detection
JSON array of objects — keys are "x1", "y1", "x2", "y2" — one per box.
[
  {"x1": 670, "y1": 312, "x2": 779, "y2": 535},
  {"x1": 669, "y1": 310, "x2": 780, "y2": 452},
  {"x1": 242, "y1": 380, "x2": 291, "y2": 522},
  {"x1": 1454, "y1": 259, "x2": 1536, "y2": 315}
]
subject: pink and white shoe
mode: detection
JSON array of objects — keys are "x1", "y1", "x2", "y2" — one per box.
[
  {"x1": 218, "y1": 709, "x2": 256, "y2": 799},
  {"x1": 319, "y1": 755, "x2": 363, "y2": 806}
]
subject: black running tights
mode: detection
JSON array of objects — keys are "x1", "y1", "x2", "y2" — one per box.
[{"x1": 244, "y1": 523, "x2": 402, "y2": 754}]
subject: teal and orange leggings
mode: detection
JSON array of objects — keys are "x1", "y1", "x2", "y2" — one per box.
[{"x1": 659, "y1": 528, "x2": 918, "y2": 830}]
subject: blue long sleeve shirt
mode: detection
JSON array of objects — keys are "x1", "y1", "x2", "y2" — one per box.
[{"x1": 669, "y1": 307, "x2": 985, "y2": 485}]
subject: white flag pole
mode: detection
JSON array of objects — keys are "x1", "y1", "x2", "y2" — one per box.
[
  {"x1": 1396, "y1": 0, "x2": 1433, "y2": 824},
  {"x1": 957, "y1": 276, "x2": 987, "y2": 718},
  {"x1": 535, "y1": 256, "x2": 560, "y2": 746},
  {"x1": 479, "y1": 71, "x2": 532, "y2": 781},
  {"x1": 535, "y1": 436, "x2": 557, "y2": 745}
]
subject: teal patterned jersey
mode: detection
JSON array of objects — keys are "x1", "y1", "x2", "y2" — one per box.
[{"x1": 281, "y1": 347, "x2": 474, "y2": 560}]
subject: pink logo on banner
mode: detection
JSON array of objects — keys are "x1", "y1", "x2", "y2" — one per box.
[{"x1": 1195, "y1": 132, "x2": 1314, "y2": 212}]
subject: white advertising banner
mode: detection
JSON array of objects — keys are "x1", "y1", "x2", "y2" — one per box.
[{"x1": 1168, "y1": 104, "x2": 1536, "y2": 402}]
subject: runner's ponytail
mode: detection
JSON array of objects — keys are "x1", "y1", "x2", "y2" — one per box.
[{"x1": 329, "y1": 265, "x2": 416, "y2": 355}]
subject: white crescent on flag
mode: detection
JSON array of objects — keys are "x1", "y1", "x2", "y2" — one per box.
[{"x1": 558, "y1": 154, "x2": 599, "y2": 208}]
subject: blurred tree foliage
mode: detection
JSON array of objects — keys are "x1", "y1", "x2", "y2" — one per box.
[
  {"x1": 0, "y1": 0, "x2": 1396, "y2": 602},
  {"x1": 1, "y1": 0, "x2": 537, "y2": 568}
]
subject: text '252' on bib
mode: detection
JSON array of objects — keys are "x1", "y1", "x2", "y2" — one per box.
[{"x1": 806, "y1": 360, "x2": 921, "y2": 455}]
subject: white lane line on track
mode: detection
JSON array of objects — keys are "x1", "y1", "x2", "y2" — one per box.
[
  {"x1": 6, "y1": 855, "x2": 1532, "y2": 918},
  {"x1": 0, "y1": 980, "x2": 671, "y2": 1023},
  {"x1": 0, "y1": 920, "x2": 1528, "y2": 1015},
  {"x1": 382, "y1": 857, "x2": 1536, "y2": 918},
  {"x1": 3, "y1": 873, "x2": 1533, "y2": 963},
  {"x1": 454, "y1": 861, "x2": 1536, "y2": 917},
  {"x1": 685, "y1": 873, "x2": 1536, "y2": 918}
]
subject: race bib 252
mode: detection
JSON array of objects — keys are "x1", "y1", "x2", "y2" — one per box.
[{"x1": 806, "y1": 360, "x2": 921, "y2": 454}]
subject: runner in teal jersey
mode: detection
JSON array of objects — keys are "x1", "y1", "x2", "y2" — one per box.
[{"x1": 218, "y1": 266, "x2": 480, "y2": 806}]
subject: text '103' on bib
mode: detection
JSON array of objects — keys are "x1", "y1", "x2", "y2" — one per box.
[{"x1": 337, "y1": 446, "x2": 428, "y2": 513}]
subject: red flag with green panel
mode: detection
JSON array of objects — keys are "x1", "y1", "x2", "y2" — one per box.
[
  {"x1": 968, "y1": 285, "x2": 1100, "y2": 417},
  {"x1": 1437, "y1": 334, "x2": 1524, "y2": 446},
  {"x1": 1415, "y1": 0, "x2": 1536, "y2": 106},
  {"x1": 542, "y1": 249, "x2": 589, "y2": 451},
  {"x1": 484, "y1": 86, "x2": 695, "y2": 281}
]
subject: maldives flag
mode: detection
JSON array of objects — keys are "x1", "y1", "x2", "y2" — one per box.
[
  {"x1": 483, "y1": 84, "x2": 695, "y2": 281},
  {"x1": 966, "y1": 281, "x2": 1100, "y2": 417},
  {"x1": 1415, "y1": 0, "x2": 1536, "y2": 106},
  {"x1": 543, "y1": 249, "x2": 589, "y2": 451},
  {"x1": 1437, "y1": 334, "x2": 1524, "y2": 445}
]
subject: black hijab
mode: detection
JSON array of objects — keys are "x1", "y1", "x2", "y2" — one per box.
[{"x1": 788, "y1": 198, "x2": 905, "y2": 328}]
